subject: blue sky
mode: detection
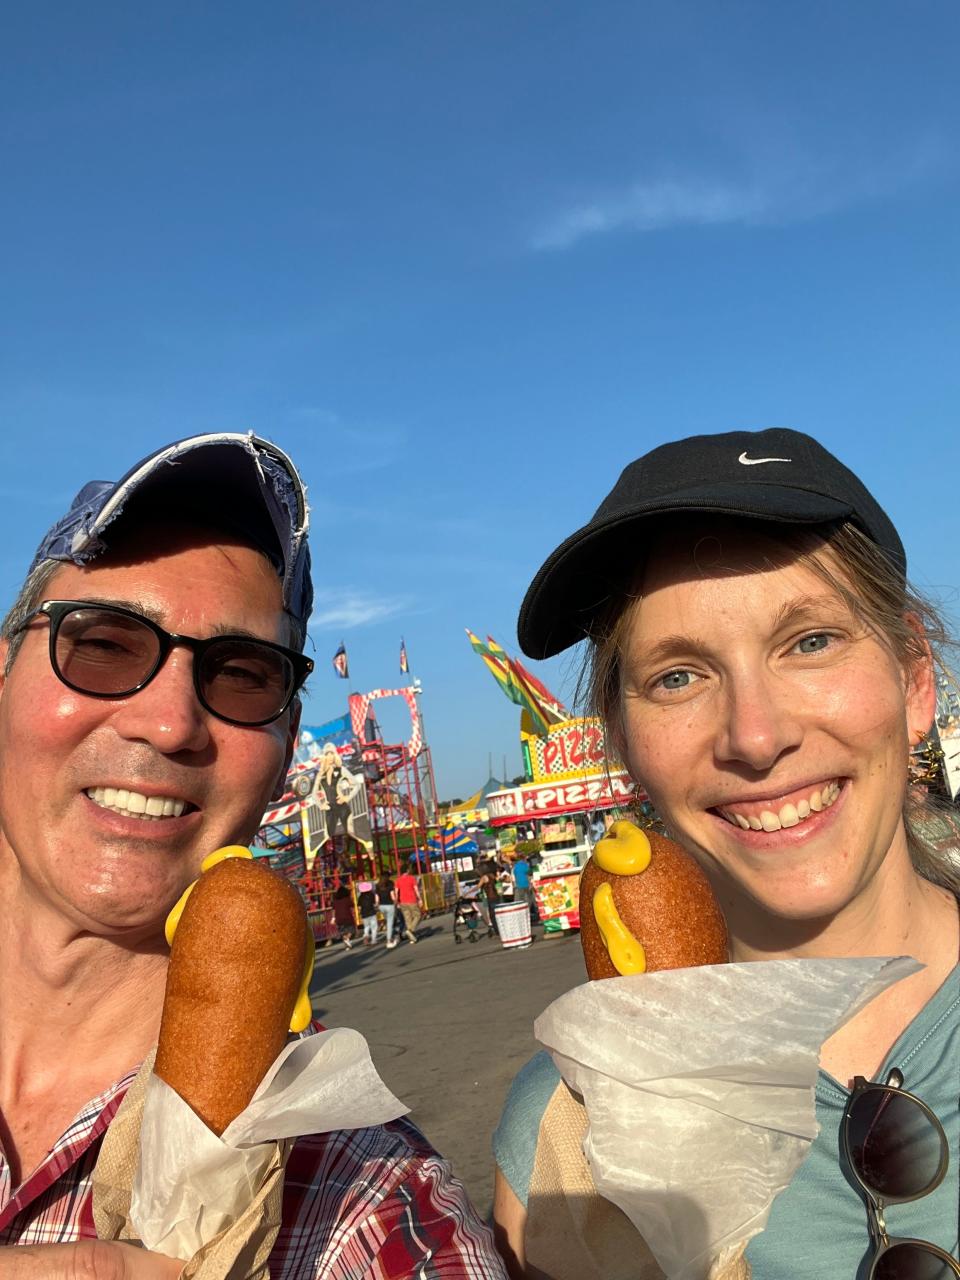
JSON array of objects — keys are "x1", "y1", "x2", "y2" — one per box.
[{"x1": 2, "y1": 2, "x2": 959, "y2": 798}]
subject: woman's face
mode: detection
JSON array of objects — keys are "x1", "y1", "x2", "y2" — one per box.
[{"x1": 615, "y1": 527, "x2": 934, "y2": 934}]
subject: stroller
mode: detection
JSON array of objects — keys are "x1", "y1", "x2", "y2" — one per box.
[{"x1": 452, "y1": 891, "x2": 496, "y2": 944}]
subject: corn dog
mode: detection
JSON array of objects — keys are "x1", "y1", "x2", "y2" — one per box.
[
  {"x1": 155, "y1": 847, "x2": 313, "y2": 1135},
  {"x1": 580, "y1": 821, "x2": 727, "y2": 979}
]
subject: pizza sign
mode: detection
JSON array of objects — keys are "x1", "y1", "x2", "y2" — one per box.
[
  {"x1": 524, "y1": 717, "x2": 610, "y2": 782},
  {"x1": 486, "y1": 771, "x2": 635, "y2": 821}
]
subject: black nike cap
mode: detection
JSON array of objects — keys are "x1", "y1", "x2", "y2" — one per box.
[{"x1": 517, "y1": 428, "x2": 906, "y2": 660}]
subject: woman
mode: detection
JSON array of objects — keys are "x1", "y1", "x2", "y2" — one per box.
[
  {"x1": 331, "y1": 882, "x2": 357, "y2": 948},
  {"x1": 478, "y1": 860, "x2": 501, "y2": 933},
  {"x1": 356, "y1": 879, "x2": 379, "y2": 946},
  {"x1": 493, "y1": 428, "x2": 959, "y2": 1279},
  {"x1": 377, "y1": 872, "x2": 399, "y2": 949}
]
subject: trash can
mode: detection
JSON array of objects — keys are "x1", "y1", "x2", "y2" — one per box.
[{"x1": 494, "y1": 901, "x2": 533, "y2": 949}]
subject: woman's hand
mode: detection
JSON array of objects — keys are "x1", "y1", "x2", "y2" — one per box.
[{"x1": 1, "y1": 1241, "x2": 183, "y2": 1279}]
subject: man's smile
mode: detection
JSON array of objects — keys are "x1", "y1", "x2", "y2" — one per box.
[{"x1": 85, "y1": 786, "x2": 194, "y2": 820}]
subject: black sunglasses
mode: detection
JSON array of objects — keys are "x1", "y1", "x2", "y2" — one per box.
[
  {"x1": 842, "y1": 1068, "x2": 959, "y2": 1279},
  {"x1": 16, "y1": 600, "x2": 314, "y2": 728}
]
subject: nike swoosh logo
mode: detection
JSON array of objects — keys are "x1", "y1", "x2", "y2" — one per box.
[{"x1": 738, "y1": 452, "x2": 792, "y2": 466}]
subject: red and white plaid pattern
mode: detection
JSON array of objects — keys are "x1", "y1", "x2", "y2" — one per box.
[{"x1": 0, "y1": 1033, "x2": 505, "y2": 1279}]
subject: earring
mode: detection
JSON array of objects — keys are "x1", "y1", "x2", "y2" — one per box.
[{"x1": 908, "y1": 728, "x2": 943, "y2": 789}]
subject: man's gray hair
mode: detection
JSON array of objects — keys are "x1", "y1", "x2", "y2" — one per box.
[{"x1": 1, "y1": 560, "x2": 62, "y2": 673}]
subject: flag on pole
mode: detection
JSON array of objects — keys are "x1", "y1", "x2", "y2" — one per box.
[
  {"x1": 465, "y1": 629, "x2": 518, "y2": 704},
  {"x1": 465, "y1": 628, "x2": 489, "y2": 659},
  {"x1": 486, "y1": 635, "x2": 557, "y2": 727},
  {"x1": 465, "y1": 629, "x2": 552, "y2": 736},
  {"x1": 498, "y1": 649, "x2": 566, "y2": 724},
  {"x1": 511, "y1": 654, "x2": 569, "y2": 716},
  {"x1": 400, "y1": 638, "x2": 409, "y2": 674},
  {"x1": 332, "y1": 642, "x2": 349, "y2": 679}
]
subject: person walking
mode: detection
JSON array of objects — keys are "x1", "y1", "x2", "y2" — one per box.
[
  {"x1": 357, "y1": 880, "x2": 379, "y2": 945},
  {"x1": 378, "y1": 872, "x2": 399, "y2": 949},
  {"x1": 395, "y1": 867, "x2": 423, "y2": 944},
  {"x1": 477, "y1": 861, "x2": 500, "y2": 934},
  {"x1": 511, "y1": 855, "x2": 536, "y2": 922},
  {"x1": 331, "y1": 882, "x2": 356, "y2": 949}
]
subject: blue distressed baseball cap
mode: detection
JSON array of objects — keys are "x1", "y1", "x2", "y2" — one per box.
[{"x1": 31, "y1": 432, "x2": 313, "y2": 635}]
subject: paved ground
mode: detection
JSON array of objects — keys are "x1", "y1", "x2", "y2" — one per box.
[{"x1": 308, "y1": 913, "x2": 586, "y2": 1217}]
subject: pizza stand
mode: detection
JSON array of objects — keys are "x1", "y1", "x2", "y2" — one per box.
[{"x1": 486, "y1": 716, "x2": 637, "y2": 934}]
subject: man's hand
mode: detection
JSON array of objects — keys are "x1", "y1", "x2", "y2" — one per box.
[{"x1": 1, "y1": 1241, "x2": 182, "y2": 1279}]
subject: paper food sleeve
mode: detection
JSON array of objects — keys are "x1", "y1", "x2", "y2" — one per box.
[
  {"x1": 93, "y1": 1028, "x2": 407, "y2": 1278},
  {"x1": 533, "y1": 956, "x2": 919, "y2": 1280}
]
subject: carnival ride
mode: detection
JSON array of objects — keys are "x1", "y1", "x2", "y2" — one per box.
[{"x1": 255, "y1": 682, "x2": 443, "y2": 943}]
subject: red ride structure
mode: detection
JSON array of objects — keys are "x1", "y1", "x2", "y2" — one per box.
[{"x1": 256, "y1": 681, "x2": 439, "y2": 942}]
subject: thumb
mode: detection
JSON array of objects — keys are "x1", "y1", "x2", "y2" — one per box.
[
  {"x1": 114, "y1": 1243, "x2": 185, "y2": 1280},
  {"x1": 6, "y1": 1240, "x2": 184, "y2": 1279}
]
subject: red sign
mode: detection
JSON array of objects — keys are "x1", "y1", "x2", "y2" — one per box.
[{"x1": 486, "y1": 771, "x2": 636, "y2": 823}]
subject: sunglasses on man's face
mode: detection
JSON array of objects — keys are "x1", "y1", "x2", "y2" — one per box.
[
  {"x1": 842, "y1": 1068, "x2": 959, "y2": 1279},
  {"x1": 16, "y1": 600, "x2": 314, "y2": 728}
]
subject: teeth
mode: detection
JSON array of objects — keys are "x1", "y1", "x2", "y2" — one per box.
[
  {"x1": 779, "y1": 803, "x2": 799, "y2": 828},
  {"x1": 86, "y1": 787, "x2": 187, "y2": 820},
  {"x1": 722, "y1": 781, "x2": 842, "y2": 832}
]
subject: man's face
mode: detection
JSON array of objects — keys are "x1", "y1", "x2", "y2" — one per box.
[{"x1": 0, "y1": 531, "x2": 299, "y2": 938}]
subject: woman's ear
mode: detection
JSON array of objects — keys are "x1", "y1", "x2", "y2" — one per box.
[{"x1": 903, "y1": 614, "x2": 936, "y2": 739}]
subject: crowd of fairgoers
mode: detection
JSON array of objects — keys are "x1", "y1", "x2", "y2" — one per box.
[{"x1": 323, "y1": 855, "x2": 540, "y2": 951}]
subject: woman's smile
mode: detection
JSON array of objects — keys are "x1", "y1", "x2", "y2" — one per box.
[{"x1": 706, "y1": 776, "x2": 848, "y2": 852}]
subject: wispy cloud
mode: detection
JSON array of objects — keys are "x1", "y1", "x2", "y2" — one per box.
[
  {"x1": 530, "y1": 139, "x2": 952, "y2": 251},
  {"x1": 308, "y1": 589, "x2": 412, "y2": 631},
  {"x1": 532, "y1": 179, "x2": 769, "y2": 250}
]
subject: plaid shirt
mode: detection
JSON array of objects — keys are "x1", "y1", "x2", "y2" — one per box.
[{"x1": 0, "y1": 1041, "x2": 506, "y2": 1279}]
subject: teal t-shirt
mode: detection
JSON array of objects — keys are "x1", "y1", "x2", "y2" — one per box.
[{"x1": 493, "y1": 963, "x2": 959, "y2": 1278}]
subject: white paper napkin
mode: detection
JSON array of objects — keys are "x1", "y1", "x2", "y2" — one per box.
[
  {"x1": 534, "y1": 956, "x2": 920, "y2": 1280},
  {"x1": 131, "y1": 1027, "x2": 408, "y2": 1259}
]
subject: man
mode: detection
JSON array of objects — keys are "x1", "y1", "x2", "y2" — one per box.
[
  {"x1": 394, "y1": 866, "x2": 423, "y2": 944},
  {"x1": 511, "y1": 854, "x2": 535, "y2": 918},
  {"x1": 0, "y1": 433, "x2": 505, "y2": 1278}
]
